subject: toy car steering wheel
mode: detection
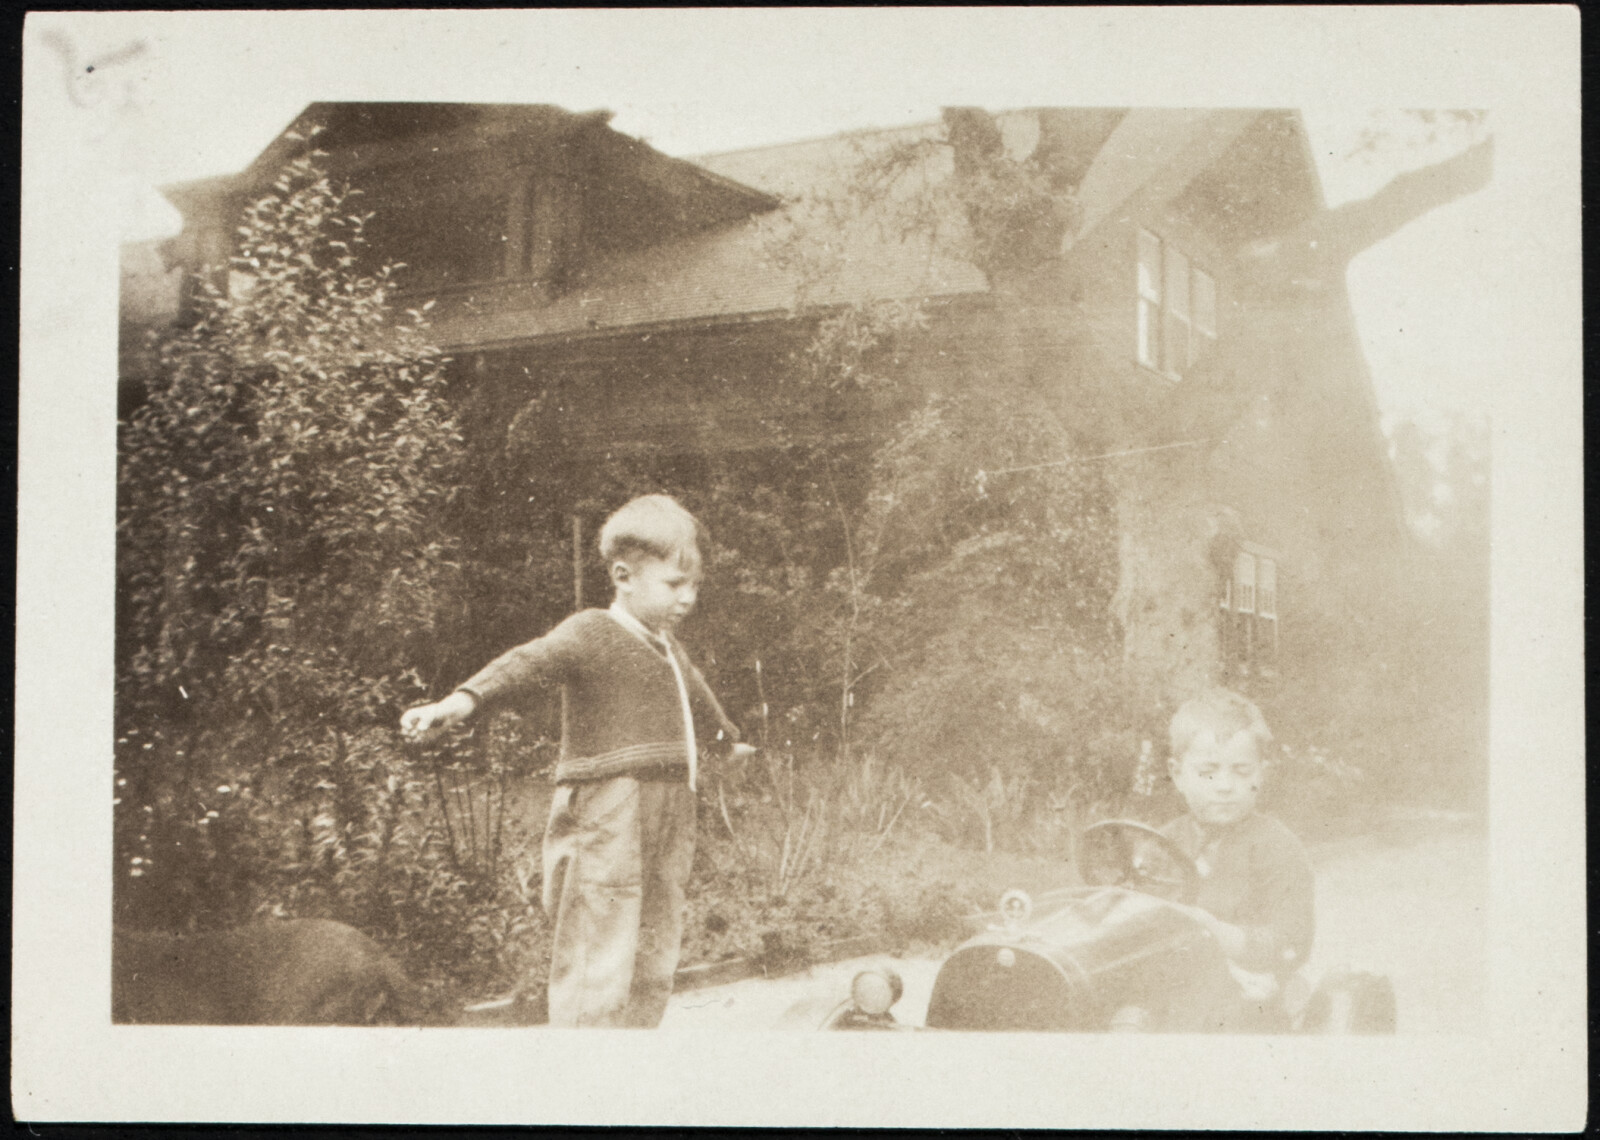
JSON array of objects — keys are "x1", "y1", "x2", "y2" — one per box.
[{"x1": 1075, "y1": 820, "x2": 1201, "y2": 905}]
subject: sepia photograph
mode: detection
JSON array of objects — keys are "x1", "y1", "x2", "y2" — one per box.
[{"x1": 14, "y1": 8, "x2": 1584, "y2": 1130}]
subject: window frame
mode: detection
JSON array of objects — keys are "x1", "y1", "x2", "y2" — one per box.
[
  {"x1": 1136, "y1": 229, "x2": 1163, "y2": 371},
  {"x1": 1135, "y1": 228, "x2": 1219, "y2": 380},
  {"x1": 1191, "y1": 268, "x2": 1217, "y2": 364},
  {"x1": 1219, "y1": 540, "x2": 1280, "y2": 683}
]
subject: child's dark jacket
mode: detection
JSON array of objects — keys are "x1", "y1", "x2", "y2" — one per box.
[
  {"x1": 1160, "y1": 811, "x2": 1315, "y2": 976},
  {"x1": 456, "y1": 608, "x2": 739, "y2": 784}
]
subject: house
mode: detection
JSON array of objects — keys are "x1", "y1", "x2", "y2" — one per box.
[{"x1": 131, "y1": 102, "x2": 1433, "y2": 716}]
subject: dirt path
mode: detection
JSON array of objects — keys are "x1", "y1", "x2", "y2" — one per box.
[
  {"x1": 1304, "y1": 812, "x2": 1485, "y2": 1035},
  {"x1": 661, "y1": 813, "x2": 1486, "y2": 1033}
]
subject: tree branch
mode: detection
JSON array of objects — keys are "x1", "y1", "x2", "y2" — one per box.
[
  {"x1": 1318, "y1": 137, "x2": 1493, "y2": 262},
  {"x1": 1241, "y1": 137, "x2": 1493, "y2": 281}
]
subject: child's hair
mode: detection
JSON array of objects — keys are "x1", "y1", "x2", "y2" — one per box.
[
  {"x1": 597, "y1": 494, "x2": 707, "y2": 569},
  {"x1": 1169, "y1": 687, "x2": 1273, "y2": 758}
]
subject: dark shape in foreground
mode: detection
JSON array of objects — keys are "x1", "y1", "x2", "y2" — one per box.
[
  {"x1": 113, "y1": 918, "x2": 420, "y2": 1025},
  {"x1": 817, "y1": 820, "x2": 1397, "y2": 1034}
]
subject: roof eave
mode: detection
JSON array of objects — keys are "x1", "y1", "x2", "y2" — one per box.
[{"x1": 159, "y1": 101, "x2": 780, "y2": 225}]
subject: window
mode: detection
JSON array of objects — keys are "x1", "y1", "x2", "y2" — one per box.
[
  {"x1": 1136, "y1": 229, "x2": 1219, "y2": 378},
  {"x1": 364, "y1": 171, "x2": 587, "y2": 296},
  {"x1": 1137, "y1": 229, "x2": 1162, "y2": 370},
  {"x1": 521, "y1": 172, "x2": 584, "y2": 287},
  {"x1": 1192, "y1": 268, "x2": 1217, "y2": 348},
  {"x1": 1163, "y1": 244, "x2": 1190, "y2": 373},
  {"x1": 422, "y1": 192, "x2": 511, "y2": 286},
  {"x1": 1234, "y1": 551, "x2": 1256, "y2": 615},
  {"x1": 1220, "y1": 546, "x2": 1279, "y2": 682},
  {"x1": 365, "y1": 189, "x2": 512, "y2": 291}
]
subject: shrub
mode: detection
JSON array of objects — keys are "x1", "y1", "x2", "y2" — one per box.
[{"x1": 113, "y1": 139, "x2": 508, "y2": 989}]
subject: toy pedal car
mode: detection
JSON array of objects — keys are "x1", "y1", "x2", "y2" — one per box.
[{"x1": 821, "y1": 820, "x2": 1396, "y2": 1034}]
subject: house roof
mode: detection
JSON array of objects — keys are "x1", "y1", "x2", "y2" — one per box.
[
  {"x1": 427, "y1": 117, "x2": 992, "y2": 349},
  {"x1": 1169, "y1": 111, "x2": 1326, "y2": 246},
  {"x1": 160, "y1": 101, "x2": 779, "y2": 230},
  {"x1": 425, "y1": 107, "x2": 1324, "y2": 350},
  {"x1": 1075, "y1": 109, "x2": 1264, "y2": 239},
  {"x1": 151, "y1": 104, "x2": 1330, "y2": 352}
]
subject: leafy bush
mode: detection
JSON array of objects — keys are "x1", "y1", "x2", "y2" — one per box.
[{"x1": 113, "y1": 140, "x2": 511, "y2": 991}]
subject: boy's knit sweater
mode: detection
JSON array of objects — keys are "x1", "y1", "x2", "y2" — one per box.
[{"x1": 455, "y1": 607, "x2": 739, "y2": 785}]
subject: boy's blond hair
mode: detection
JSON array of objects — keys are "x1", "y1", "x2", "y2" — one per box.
[
  {"x1": 1169, "y1": 687, "x2": 1273, "y2": 759},
  {"x1": 598, "y1": 494, "x2": 707, "y2": 569}
]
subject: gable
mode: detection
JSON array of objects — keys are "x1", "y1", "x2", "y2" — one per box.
[
  {"x1": 424, "y1": 118, "x2": 990, "y2": 349},
  {"x1": 436, "y1": 109, "x2": 1172, "y2": 346},
  {"x1": 159, "y1": 102, "x2": 781, "y2": 294},
  {"x1": 1169, "y1": 111, "x2": 1325, "y2": 248}
]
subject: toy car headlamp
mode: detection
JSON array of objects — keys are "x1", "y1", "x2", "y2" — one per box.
[
  {"x1": 850, "y1": 968, "x2": 904, "y2": 1016},
  {"x1": 998, "y1": 888, "x2": 1033, "y2": 930}
]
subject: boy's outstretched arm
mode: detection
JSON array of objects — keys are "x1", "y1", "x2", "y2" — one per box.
[
  {"x1": 400, "y1": 690, "x2": 479, "y2": 744},
  {"x1": 400, "y1": 615, "x2": 584, "y2": 744}
]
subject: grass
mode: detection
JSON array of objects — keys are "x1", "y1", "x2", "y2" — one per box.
[{"x1": 678, "y1": 750, "x2": 1096, "y2": 976}]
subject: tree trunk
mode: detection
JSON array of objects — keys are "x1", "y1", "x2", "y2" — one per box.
[{"x1": 1108, "y1": 448, "x2": 1227, "y2": 712}]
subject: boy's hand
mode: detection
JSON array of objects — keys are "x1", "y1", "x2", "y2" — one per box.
[
  {"x1": 1170, "y1": 902, "x2": 1249, "y2": 962},
  {"x1": 729, "y1": 742, "x2": 758, "y2": 761},
  {"x1": 399, "y1": 691, "x2": 477, "y2": 744}
]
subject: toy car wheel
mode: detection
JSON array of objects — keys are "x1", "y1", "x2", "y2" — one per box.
[
  {"x1": 821, "y1": 1001, "x2": 903, "y2": 1030},
  {"x1": 819, "y1": 967, "x2": 906, "y2": 1029},
  {"x1": 1075, "y1": 820, "x2": 1201, "y2": 904}
]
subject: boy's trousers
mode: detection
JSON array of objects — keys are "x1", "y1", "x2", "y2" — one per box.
[{"x1": 542, "y1": 775, "x2": 696, "y2": 1027}]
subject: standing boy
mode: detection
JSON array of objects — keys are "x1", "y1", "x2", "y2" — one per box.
[
  {"x1": 1159, "y1": 687, "x2": 1314, "y2": 1031},
  {"x1": 400, "y1": 494, "x2": 749, "y2": 1027}
]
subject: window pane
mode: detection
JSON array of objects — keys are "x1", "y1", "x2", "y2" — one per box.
[
  {"x1": 1163, "y1": 308, "x2": 1189, "y2": 376},
  {"x1": 1163, "y1": 246, "x2": 1190, "y2": 375},
  {"x1": 1138, "y1": 230, "x2": 1162, "y2": 301},
  {"x1": 1137, "y1": 298, "x2": 1160, "y2": 367},
  {"x1": 385, "y1": 191, "x2": 508, "y2": 287},
  {"x1": 1165, "y1": 247, "x2": 1189, "y2": 318},
  {"x1": 1234, "y1": 552, "x2": 1256, "y2": 614},
  {"x1": 1193, "y1": 269, "x2": 1217, "y2": 336},
  {"x1": 526, "y1": 173, "x2": 582, "y2": 283},
  {"x1": 1257, "y1": 558, "x2": 1277, "y2": 618}
]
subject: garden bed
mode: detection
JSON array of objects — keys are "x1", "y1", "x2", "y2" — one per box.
[{"x1": 443, "y1": 767, "x2": 1091, "y2": 1019}]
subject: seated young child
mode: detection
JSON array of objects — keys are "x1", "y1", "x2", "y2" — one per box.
[{"x1": 1159, "y1": 688, "x2": 1314, "y2": 1031}]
